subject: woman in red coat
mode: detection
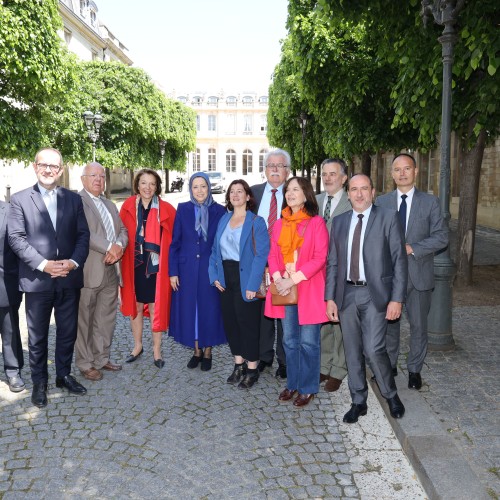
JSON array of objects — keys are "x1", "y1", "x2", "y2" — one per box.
[{"x1": 119, "y1": 169, "x2": 176, "y2": 368}]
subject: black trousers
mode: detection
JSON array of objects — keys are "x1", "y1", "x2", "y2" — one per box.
[
  {"x1": 220, "y1": 261, "x2": 261, "y2": 362},
  {"x1": 25, "y1": 288, "x2": 80, "y2": 383},
  {"x1": 0, "y1": 304, "x2": 24, "y2": 377}
]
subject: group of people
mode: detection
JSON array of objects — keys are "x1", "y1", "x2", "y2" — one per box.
[{"x1": 0, "y1": 146, "x2": 447, "y2": 420}]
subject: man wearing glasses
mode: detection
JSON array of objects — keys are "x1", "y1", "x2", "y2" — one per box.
[
  {"x1": 251, "y1": 148, "x2": 291, "y2": 379},
  {"x1": 8, "y1": 148, "x2": 90, "y2": 408}
]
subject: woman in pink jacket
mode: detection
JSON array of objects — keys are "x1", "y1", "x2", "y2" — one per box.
[{"x1": 265, "y1": 177, "x2": 329, "y2": 407}]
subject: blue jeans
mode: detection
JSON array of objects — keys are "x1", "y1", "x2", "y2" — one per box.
[{"x1": 281, "y1": 305, "x2": 320, "y2": 394}]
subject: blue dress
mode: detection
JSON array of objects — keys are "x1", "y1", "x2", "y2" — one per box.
[{"x1": 168, "y1": 201, "x2": 227, "y2": 348}]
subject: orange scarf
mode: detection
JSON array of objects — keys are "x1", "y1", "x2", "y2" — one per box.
[{"x1": 277, "y1": 207, "x2": 311, "y2": 264}]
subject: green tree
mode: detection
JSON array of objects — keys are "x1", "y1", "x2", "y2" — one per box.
[{"x1": 0, "y1": 0, "x2": 76, "y2": 160}]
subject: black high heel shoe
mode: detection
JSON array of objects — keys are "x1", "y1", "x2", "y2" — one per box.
[
  {"x1": 125, "y1": 347, "x2": 143, "y2": 363},
  {"x1": 187, "y1": 349, "x2": 203, "y2": 369}
]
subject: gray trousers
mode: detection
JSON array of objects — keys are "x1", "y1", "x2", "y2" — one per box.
[
  {"x1": 339, "y1": 285, "x2": 396, "y2": 404},
  {"x1": 386, "y1": 281, "x2": 432, "y2": 373},
  {"x1": 320, "y1": 321, "x2": 347, "y2": 380}
]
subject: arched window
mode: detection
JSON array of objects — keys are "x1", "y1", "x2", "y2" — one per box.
[
  {"x1": 226, "y1": 149, "x2": 236, "y2": 173},
  {"x1": 259, "y1": 149, "x2": 268, "y2": 173},
  {"x1": 192, "y1": 149, "x2": 201, "y2": 172},
  {"x1": 242, "y1": 149, "x2": 253, "y2": 175},
  {"x1": 208, "y1": 148, "x2": 216, "y2": 171}
]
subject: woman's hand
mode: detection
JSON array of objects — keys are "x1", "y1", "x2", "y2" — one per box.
[
  {"x1": 214, "y1": 280, "x2": 225, "y2": 292},
  {"x1": 246, "y1": 290, "x2": 256, "y2": 300},
  {"x1": 170, "y1": 276, "x2": 179, "y2": 291},
  {"x1": 275, "y1": 277, "x2": 294, "y2": 296}
]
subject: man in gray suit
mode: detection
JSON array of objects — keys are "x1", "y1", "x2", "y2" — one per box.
[
  {"x1": 76, "y1": 162, "x2": 128, "y2": 382},
  {"x1": 251, "y1": 148, "x2": 291, "y2": 379},
  {"x1": 316, "y1": 159, "x2": 351, "y2": 392},
  {"x1": 376, "y1": 153, "x2": 448, "y2": 390},
  {"x1": 326, "y1": 174, "x2": 407, "y2": 423},
  {"x1": 0, "y1": 201, "x2": 24, "y2": 392}
]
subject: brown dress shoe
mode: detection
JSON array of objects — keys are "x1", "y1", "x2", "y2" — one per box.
[
  {"x1": 319, "y1": 373, "x2": 329, "y2": 383},
  {"x1": 102, "y1": 361, "x2": 122, "y2": 371},
  {"x1": 324, "y1": 376, "x2": 342, "y2": 392},
  {"x1": 80, "y1": 368, "x2": 103, "y2": 381},
  {"x1": 278, "y1": 388, "x2": 298, "y2": 402},
  {"x1": 293, "y1": 393, "x2": 314, "y2": 407}
]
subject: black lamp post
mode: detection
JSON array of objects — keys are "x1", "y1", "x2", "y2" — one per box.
[
  {"x1": 160, "y1": 140, "x2": 168, "y2": 194},
  {"x1": 82, "y1": 111, "x2": 103, "y2": 162},
  {"x1": 421, "y1": 0, "x2": 464, "y2": 350},
  {"x1": 298, "y1": 112, "x2": 310, "y2": 178}
]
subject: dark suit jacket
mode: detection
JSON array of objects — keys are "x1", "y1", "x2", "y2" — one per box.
[
  {"x1": 325, "y1": 205, "x2": 408, "y2": 312},
  {"x1": 8, "y1": 185, "x2": 90, "y2": 292},
  {"x1": 0, "y1": 201, "x2": 22, "y2": 308},
  {"x1": 375, "y1": 188, "x2": 448, "y2": 291},
  {"x1": 250, "y1": 182, "x2": 266, "y2": 211}
]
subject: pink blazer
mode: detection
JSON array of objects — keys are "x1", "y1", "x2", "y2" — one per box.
[{"x1": 265, "y1": 215, "x2": 329, "y2": 325}]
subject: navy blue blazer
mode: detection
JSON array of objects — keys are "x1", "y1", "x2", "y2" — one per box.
[
  {"x1": 209, "y1": 211, "x2": 270, "y2": 302},
  {"x1": 8, "y1": 184, "x2": 90, "y2": 292}
]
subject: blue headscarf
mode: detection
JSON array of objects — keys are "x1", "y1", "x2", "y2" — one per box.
[{"x1": 189, "y1": 172, "x2": 214, "y2": 241}]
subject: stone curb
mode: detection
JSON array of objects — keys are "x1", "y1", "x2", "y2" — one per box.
[{"x1": 368, "y1": 372, "x2": 490, "y2": 500}]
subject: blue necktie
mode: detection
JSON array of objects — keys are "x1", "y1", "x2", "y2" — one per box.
[{"x1": 399, "y1": 194, "x2": 407, "y2": 234}]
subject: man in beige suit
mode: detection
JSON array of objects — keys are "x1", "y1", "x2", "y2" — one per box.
[
  {"x1": 76, "y1": 162, "x2": 128, "y2": 381},
  {"x1": 316, "y1": 158, "x2": 351, "y2": 392}
]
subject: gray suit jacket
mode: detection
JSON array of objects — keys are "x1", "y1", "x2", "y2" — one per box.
[
  {"x1": 375, "y1": 188, "x2": 448, "y2": 291},
  {"x1": 79, "y1": 190, "x2": 128, "y2": 288},
  {"x1": 316, "y1": 189, "x2": 351, "y2": 233},
  {"x1": 325, "y1": 205, "x2": 408, "y2": 312}
]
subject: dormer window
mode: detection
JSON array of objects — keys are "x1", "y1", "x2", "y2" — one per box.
[
  {"x1": 207, "y1": 96, "x2": 219, "y2": 106},
  {"x1": 80, "y1": 0, "x2": 88, "y2": 16},
  {"x1": 242, "y1": 96, "x2": 254, "y2": 106},
  {"x1": 192, "y1": 96, "x2": 203, "y2": 106},
  {"x1": 226, "y1": 96, "x2": 237, "y2": 106},
  {"x1": 178, "y1": 96, "x2": 187, "y2": 103},
  {"x1": 90, "y1": 9, "x2": 97, "y2": 27},
  {"x1": 259, "y1": 96, "x2": 269, "y2": 105}
]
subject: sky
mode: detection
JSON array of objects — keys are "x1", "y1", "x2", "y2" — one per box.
[{"x1": 95, "y1": 0, "x2": 289, "y2": 95}]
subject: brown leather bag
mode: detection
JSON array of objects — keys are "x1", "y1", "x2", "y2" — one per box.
[{"x1": 270, "y1": 282, "x2": 298, "y2": 306}]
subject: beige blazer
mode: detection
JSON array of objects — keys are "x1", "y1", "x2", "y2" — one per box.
[{"x1": 79, "y1": 190, "x2": 128, "y2": 287}]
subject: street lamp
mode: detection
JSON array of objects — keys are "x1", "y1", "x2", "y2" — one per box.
[
  {"x1": 159, "y1": 139, "x2": 168, "y2": 194},
  {"x1": 297, "y1": 112, "x2": 310, "y2": 178},
  {"x1": 82, "y1": 111, "x2": 103, "y2": 162},
  {"x1": 421, "y1": 0, "x2": 465, "y2": 350}
]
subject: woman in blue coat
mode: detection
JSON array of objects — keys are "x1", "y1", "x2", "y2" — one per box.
[
  {"x1": 209, "y1": 180, "x2": 270, "y2": 389},
  {"x1": 169, "y1": 172, "x2": 226, "y2": 371}
]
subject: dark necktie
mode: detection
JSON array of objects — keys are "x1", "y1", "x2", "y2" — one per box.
[
  {"x1": 349, "y1": 214, "x2": 364, "y2": 283},
  {"x1": 324, "y1": 195, "x2": 333, "y2": 222},
  {"x1": 267, "y1": 189, "x2": 278, "y2": 237},
  {"x1": 399, "y1": 194, "x2": 408, "y2": 234}
]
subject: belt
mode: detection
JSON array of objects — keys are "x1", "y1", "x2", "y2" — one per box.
[{"x1": 346, "y1": 280, "x2": 367, "y2": 287}]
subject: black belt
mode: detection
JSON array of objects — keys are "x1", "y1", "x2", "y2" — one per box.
[{"x1": 346, "y1": 280, "x2": 367, "y2": 287}]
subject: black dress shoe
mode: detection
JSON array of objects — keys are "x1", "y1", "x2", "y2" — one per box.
[
  {"x1": 237, "y1": 371, "x2": 259, "y2": 389},
  {"x1": 343, "y1": 403, "x2": 368, "y2": 423},
  {"x1": 7, "y1": 374, "x2": 26, "y2": 393},
  {"x1": 187, "y1": 350, "x2": 203, "y2": 369},
  {"x1": 408, "y1": 372, "x2": 422, "y2": 390},
  {"x1": 125, "y1": 347, "x2": 144, "y2": 363},
  {"x1": 55, "y1": 375, "x2": 87, "y2": 395},
  {"x1": 387, "y1": 394, "x2": 405, "y2": 419},
  {"x1": 275, "y1": 363, "x2": 287, "y2": 379},
  {"x1": 154, "y1": 359, "x2": 165, "y2": 369},
  {"x1": 200, "y1": 356, "x2": 212, "y2": 372},
  {"x1": 227, "y1": 363, "x2": 246, "y2": 384},
  {"x1": 31, "y1": 383, "x2": 48, "y2": 408},
  {"x1": 257, "y1": 359, "x2": 273, "y2": 372}
]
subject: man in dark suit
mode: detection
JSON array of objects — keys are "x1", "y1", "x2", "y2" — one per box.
[
  {"x1": 76, "y1": 162, "x2": 128, "y2": 382},
  {"x1": 251, "y1": 148, "x2": 291, "y2": 378},
  {"x1": 0, "y1": 201, "x2": 25, "y2": 392},
  {"x1": 325, "y1": 174, "x2": 408, "y2": 423},
  {"x1": 8, "y1": 147, "x2": 90, "y2": 408},
  {"x1": 376, "y1": 153, "x2": 448, "y2": 390},
  {"x1": 316, "y1": 159, "x2": 351, "y2": 393}
]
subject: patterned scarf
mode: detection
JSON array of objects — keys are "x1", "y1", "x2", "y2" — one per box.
[
  {"x1": 134, "y1": 195, "x2": 160, "y2": 276},
  {"x1": 277, "y1": 207, "x2": 311, "y2": 264},
  {"x1": 189, "y1": 172, "x2": 214, "y2": 242}
]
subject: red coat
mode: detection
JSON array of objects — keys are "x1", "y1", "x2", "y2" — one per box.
[{"x1": 119, "y1": 195, "x2": 176, "y2": 332}]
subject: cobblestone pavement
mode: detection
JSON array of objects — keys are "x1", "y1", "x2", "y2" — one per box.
[{"x1": 0, "y1": 306, "x2": 425, "y2": 499}]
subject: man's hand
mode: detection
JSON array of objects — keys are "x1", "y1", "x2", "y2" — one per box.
[
  {"x1": 406, "y1": 244, "x2": 414, "y2": 256},
  {"x1": 386, "y1": 301, "x2": 402, "y2": 320},
  {"x1": 326, "y1": 299, "x2": 339, "y2": 322},
  {"x1": 44, "y1": 260, "x2": 74, "y2": 278},
  {"x1": 104, "y1": 243, "x2": 124, "y2": 265}
]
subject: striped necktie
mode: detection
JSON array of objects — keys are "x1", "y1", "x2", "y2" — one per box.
[
  {"x1": 94, "y1": 197, "x2": 115, "y2": 242},
  {"x1": 267, "y1": 189, "x2": 278, "y2": 237},
  {"x1": 324, "y1": 195, "x2": 333, "y2": 222}
]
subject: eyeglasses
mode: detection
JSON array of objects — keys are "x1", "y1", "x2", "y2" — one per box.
[
  {"x1": 82, "y1": 174, "x2": 106, "y2": 180},
  {"x1": 36, "y1": 163, "x2": 61, "y2": 173},
  {"x1": 266, "y1": 163, "x2": 287, "y2": 170}
]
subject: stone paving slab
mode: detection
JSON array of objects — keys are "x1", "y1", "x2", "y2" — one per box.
[{"x1": 0, "y1": 306, "x2": 425, "y2": 499}]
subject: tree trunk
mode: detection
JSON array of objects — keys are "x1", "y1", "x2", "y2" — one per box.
[
  {"x1": 104, "y1": 167, "x2": 111, "y2": 199},
  {"x1": 315, "y1": 157, "x2": 322, "y2": 194},
  {"x1": 129, "y1": 169, "x2": 134, "y2": 193},
  {"x1": 455, "y1": 124, "x2": 487, "y2": 287},
  {"x1": 361, "y1": 151, "x2": 372, "y2": 177}
]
